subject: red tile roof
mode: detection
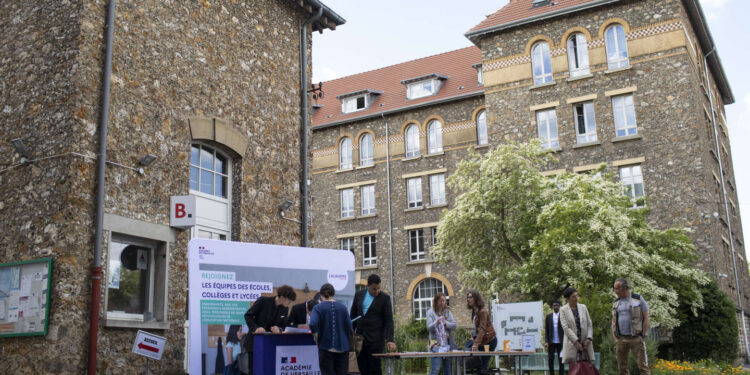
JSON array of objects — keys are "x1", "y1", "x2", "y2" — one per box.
[
  {"x1": 467, "y1": 0, "x2": 607, "y2": 37},
  {"x1": 311, "y1": 46, "x2": 483, "y2": 128}
]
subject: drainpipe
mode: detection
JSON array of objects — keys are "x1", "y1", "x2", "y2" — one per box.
[
  {"x1": 383, "y1": 113, "x2": 395, "y2": 313},
  {"x1": 704, "y1": 48, "x2": 750, "y2": 360},
  {"x1": 300, "y1": 7, "x2": 323, "y2": 248},
  {"x1": 89, "y1": 0, "x2": 115, "y2": 373}
]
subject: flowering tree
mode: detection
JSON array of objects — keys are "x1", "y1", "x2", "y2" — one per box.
[{"x1": 432, "y1": 141, "x2": 709, "y2": 328}]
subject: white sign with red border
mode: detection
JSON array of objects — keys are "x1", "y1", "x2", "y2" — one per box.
[{"x1": 132, "y1": 330, "x2": 167, "y2": 360}]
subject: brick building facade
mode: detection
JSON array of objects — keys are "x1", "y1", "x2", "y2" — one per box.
[
  {"x1": 0, "y1": 1, "x2": 342, "y2": 373},
  {"x1": 309, "y1": 0, "x2": 750, "y2": 354}
]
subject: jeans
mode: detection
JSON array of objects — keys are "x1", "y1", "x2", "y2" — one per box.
[
  {"x1": 429, "y1": 346, "x2": 452, "y2": 375},
  {"x1": 480, "y1": 337, "x2": 498, "y2": 370}
]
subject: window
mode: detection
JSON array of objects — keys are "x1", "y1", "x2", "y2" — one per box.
[
  {"x1": 430, "y1": 174, "x2": 446, "y2": 206},
  {"x1": 567, "y1": 33, "x2": 590, "y2": 77},
  {"x1": 407, "y1": 80, "x2": 440, "y2": 100},
  {"x1": 361, "y1": 185, "x2": 375, "y2": 215},
  {"x1": 620, "y1": 165, "x2": 645, "y2": 207},
  {"x1": 412, "y1": 278, "x2": 447, "y2": 320},
  {"x1": 362, "y1": 235, "x2": 377, "y2": 266},
  {"x1": 409, "y1": 229, "x2": 425, "y2": 261},
  {"x1": 477, "y1": 67, "x2": 484, "y2": 85},
  {"x1": 612, "y1": 95, "x2": 637, "y2": 137},
  {"x1": 605, "y1": 24, "x2": 629, "y2": 69},
  {"x1": 339, "y1": 137, "x2": 352, "y2": 170},
  {"x1": 340, "y1": 237, "x2": 354, "y2": 253},
  {"x1": 340, "y1": 188, "x2": 354, "y2": 218},
  {"x1": 407, "y1": 177, "x2": 423, "y2": 208},
  {"x1": 476, "y1": 110, "x2": 488, "y2": 145},
  {"x1": 190, "y1": 144, "x2": 229, "y2": 198},
  {"x1": 359, "y1": 133, "x2": 373, "y2": 166},
  {"x1": 342, "y1": 94, "x2": 368, "y2": 114},
  {"x1": 574, "y1": 102, "x2": 597, "y2": 143},
  {"x1": 531, "y1": 42, "x2": 553, "y2": 85},
  {"x1": 405, "y1": 124, "x2": 420, "y2": 158},
  {"x1": 431, "y1": 227, "x2": 438, "y2": 247},
  {"x1": 536, "y1": 109, "x2": 559, "y2": 150},
  {"x1": 107, "y1": 236, "x2": 155, "y2": 318},
  {"x1": 427, "y1": 120, "x2": 443, "y2": 154}
]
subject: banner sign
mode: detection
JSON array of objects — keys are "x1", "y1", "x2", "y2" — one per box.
[
  {"x1": 188, "y1": 239, "x2": 355, "y2": 374},
  {"x1": 276, "y1": 345, "x2": 320, "y2": 375},
  {"x1": 491, "y1": 301, "x2": 543, "y2": 350}
]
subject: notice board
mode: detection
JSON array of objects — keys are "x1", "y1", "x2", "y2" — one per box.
[{"x1": 0, "y1": 258, "x2": 52, "y2": 337}]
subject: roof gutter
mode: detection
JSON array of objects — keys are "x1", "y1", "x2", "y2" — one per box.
[
  {"x1": 312, "y1": 90, "x2": 484, "y2": 131},
  {"x1": 295, "y1": 0, "x2": 346, "y2": 32}
]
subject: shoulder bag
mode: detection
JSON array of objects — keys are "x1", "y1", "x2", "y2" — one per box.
[{"x1": 568, "y1": 350, "x2": 599, "y2": 375}]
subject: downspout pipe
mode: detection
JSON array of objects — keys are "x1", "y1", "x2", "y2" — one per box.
[
  {"x1": 704, "y1": 48, "x2": 750, "y2": 361},
  {"x1": 89, "y1": 0, "x2": 115, "y2": 373},
  {"x1": 382, "y1": 113, "x2": 395, "y2": 312},
  {"x1": 300, "y1": 7, "x2": 323, "y2": 247}
]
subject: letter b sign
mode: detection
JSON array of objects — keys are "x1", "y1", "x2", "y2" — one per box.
[{"x1": 170, "y1": 195, "x2": 196, "y2": 228}]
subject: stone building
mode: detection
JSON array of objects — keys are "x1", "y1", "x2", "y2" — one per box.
[
  {"x1": 309, "y1": 0, "x2": 750, "y2": 355},
  {"x1": 0, "y1": 1, "x2": 342, "y2": 373}
]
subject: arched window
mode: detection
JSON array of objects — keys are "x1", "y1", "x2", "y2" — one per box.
[
  {"x1": 405, "y1": 124, "x2": 420, "y2": 158},
  {"x1": 339, "y1": 137, "x2": 352, "y2": 170},
  {"x1": 427, "y1": 120, "x2": 443, "y2": 154},
  {"x1": 476, "y1": 110, "x2": 488, "y2": 145},
  {"x1": 359, "y1": 133, "x2": 373, "y2": 167},
  {"x1": 567, "y1": 33, "x2": 590, "y2": 77},
  {"x1": 531, "y1": 42, "x2": 553, "y2": 85},
  {"x1": 412, "y1": 278, "x2": 448, "y2": 320},
  {"x1": 190, "y1": 144, "x2": 229, "y2": 198},
  {"x1": 605, "y1": 24, "x2": 629, "y2": 70}
]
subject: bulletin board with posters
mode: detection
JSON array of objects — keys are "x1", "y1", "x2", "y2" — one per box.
[{"x1": 0, "y1": 257, "x2": 53, "y2": 338}]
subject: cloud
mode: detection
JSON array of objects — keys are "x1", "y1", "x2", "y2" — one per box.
[{"x1": 312, "y1": 67, "x2": 340, "y2": 83}]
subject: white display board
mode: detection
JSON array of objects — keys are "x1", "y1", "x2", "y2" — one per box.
[
  {"x1": 491, "y1": 301, "x2": 543, "y2": 351},
  {"x1": 187, "y1": 239, "x2": 355, "y2": 375}
]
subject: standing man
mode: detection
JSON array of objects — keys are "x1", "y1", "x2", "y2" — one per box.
[
  {"x1": 545, "y1": 300, "x2": 564, "y2": 375},
  {"x1": 612, "y1": 278, "x2": 650, "y2": 375},
  {"x1": 350, "y1": 274, "x2": 396, "y2": 375},
  {"x1": 244, "y1": 285, "x2": 296, "y2": 374}
]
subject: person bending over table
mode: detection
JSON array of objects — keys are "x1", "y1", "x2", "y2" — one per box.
[{"x1": 243, "y1": 285, "x2": 296, "y2": 375}]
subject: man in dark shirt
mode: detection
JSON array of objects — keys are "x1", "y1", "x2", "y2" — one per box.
[
  {"x1": 243, "y1": 285, "x2": 296, "y2": 374},
  {"x1": 288, "y1": 293, "x2": 321, "y2": 329},
  {"x1": 350, "y1": 274, "x2": 396, "y2": 375}
]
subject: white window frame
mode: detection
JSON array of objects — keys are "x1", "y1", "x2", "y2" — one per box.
[
  {"x1": 409, "y1": 229, "x2": 425, "y2": 261},
  {"x1": 620, "y1": 165, "x2": 645, "y2": 207},
  {"x1": 190, "y1": 143, "x2": 232, "y2": 240},
  {"x1": 340, "y1": 188, "x2": 354, "y2": 218},
  {"x1": 427, "y1": 120, "x2": 443, "y2": 154},
  {"x1": 407, "y1": 177, "x2": 423, "y2": 208},
  {"x1": 430, "y1": 174, "x2": 446, "y2": 206},
  {"x1": 190, "y1": 144, "x2": 230, "y2": 199},
  {"x1": 605, "y1": 24, "x2": 629, "y2": 70},
  {"x1": 405, "y1": 124, "x2": 420, "y2": 158},
  {"x1": 341, "y1": 94, "x2": 368, "y2": 114},
  {"x1": 612, "y1": 95, "x2": 637, "y2": 137},
  {"x1": 476, "y1": 110, "x2": 488, "y2": 145},
  {"x1": 359, "y1": 133, "x2": 374, "y2": 166},
  {"x1": 407, "y1": 79, "x2": 440, "y2": 100},
  {"x1": 362, "y1": 235, "x2": 377, "y2": 266},
  {"x1": 531, "y1": 42, "x2": 553, "y2": 85},
  {"x1": 361, "y1": 185, "x2": 375, "y2": 215},
  {"x1": 431, "y1": 227, "x2": 438, "y2": 247},
  {"x1": 574, "y1": 102, "x2": 597, "y2": 143},
  {"x1": 339, "y1": 137, "x2": 353, "y2": 170},
  {"x1": 477, "y1": 67, "x2": 484, "y2": 85},
  {"x1": 340, "y1": 237, "x2": 354, "y2": 253},
  {"x1": 567, "y1": 33, "x2": 590, "y2": 77},
  {"x1": 412, "y1": 278, "x2": 447, "y2": 320},
  {"x1": 536, "y1": 109, "x2": 559, "y2": 150}
]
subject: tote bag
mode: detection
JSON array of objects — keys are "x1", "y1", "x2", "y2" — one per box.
[{"x1": 568, "y1": 350, "x2": 599, "y2": 375}]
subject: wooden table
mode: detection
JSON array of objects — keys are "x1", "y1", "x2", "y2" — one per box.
[{"x1": 373, "y1": 350, "x2": 535, "y2": 375}]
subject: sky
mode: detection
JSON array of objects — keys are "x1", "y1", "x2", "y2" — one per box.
[{"x1": 312, "y1": 0, "x2": 750, "y2": 256}]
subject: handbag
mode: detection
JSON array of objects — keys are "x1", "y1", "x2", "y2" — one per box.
[
  {"x1": 568, "y1": 350, "x2": 599, "y2": 375},
  {"x1": 236, "y1": 352, "x2": 250, "y2": 375},
  {"x1": 350, "y1": 332, "x2": 364, "y2": 353}
]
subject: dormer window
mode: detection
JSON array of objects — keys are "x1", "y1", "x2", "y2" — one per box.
[
  {"x1": 337, "y1": 89, "x2": 383, "y2": 114},
  {"x1": 473, "y1": 63, "x2": 484, "y2": 85},
  {"x1": 401, "y1": 74, "x2": 448, "y2": 100}
]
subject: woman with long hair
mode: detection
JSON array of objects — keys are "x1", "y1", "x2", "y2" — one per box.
[
  {"x1": 466, "y1": 290, "x2": 497, "y2": 371},
  {"x1": 426, "y1": 292, "x2": 456, "y2": 375},
  {"x1": 225, "y1": 324, "x2": 243, "y2": 365}
]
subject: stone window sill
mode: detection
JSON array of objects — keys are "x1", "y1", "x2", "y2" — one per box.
[
  {"x1": 424, "y1": 152, "x2": 445, "y2": 158},
  {"x1": 473, "y1": 144, "x2": 490, "y2": 150},
  {"x1": 427, "y1": 204, "x2": 448, "y2": 209},
  {"x1": 335, "y1": 168, "x2": 354, "y2": 174},
  {"x1": 358, "y1": 214, "x2": 377, "y2": 219},
  {"x1": 407, "y1": 259, "x2": 435, "y2": 266},
  {"x1": 357, "y1": 164, "x2": 375, "y2": 170},
  {"x1": 356, "y1": 264, "x2": 378, "y2": 271},
  {"x1": 337, "y1": 216, "x2": 356, "y2": 222},
  {"x1": 402, "y1": 156, "x2": 422, "y2": 162},
  {"x1": 604, "y1": 66, "x2": 632, "y2": 75},
  {"x1": 567, "y1": 73, "x2": 594, "y2": 82},
  {"x1": 572, "y1": 141, "x2": 601, "y2": 149},
  {"x1": 530, "y1": 81, "x2": 557, "y2": 90},
  {"x1": 543, "y1": 147, "x2": 562, "y2": 153},
  {"x1": 405, "y1": 206, "x2": 424, "y2": 213},
  {"x1": 105, "y1": 318, "x2": 170, "y2": 330},
  {"x1": 612, "y1": 134, "x2": 642, "y2": 143}
]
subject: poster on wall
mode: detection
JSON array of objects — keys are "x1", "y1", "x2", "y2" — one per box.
[
  {"x1": 491, "y1": 301, "x2": 543, "y2": 351},
  {"x1": 0, "y1": 258, "x2": 52, "y2": 338},
  {"x1": 187, "y1": 239, "x2": 355, "y2": 375}
]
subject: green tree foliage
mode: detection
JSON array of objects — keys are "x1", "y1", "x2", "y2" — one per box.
[
  {"x1": 433, "y1": 141, "x2": 709, "y2": 329},
  {"x1": 668, "y1": 281, "x2": 738, "y2": 362}
]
